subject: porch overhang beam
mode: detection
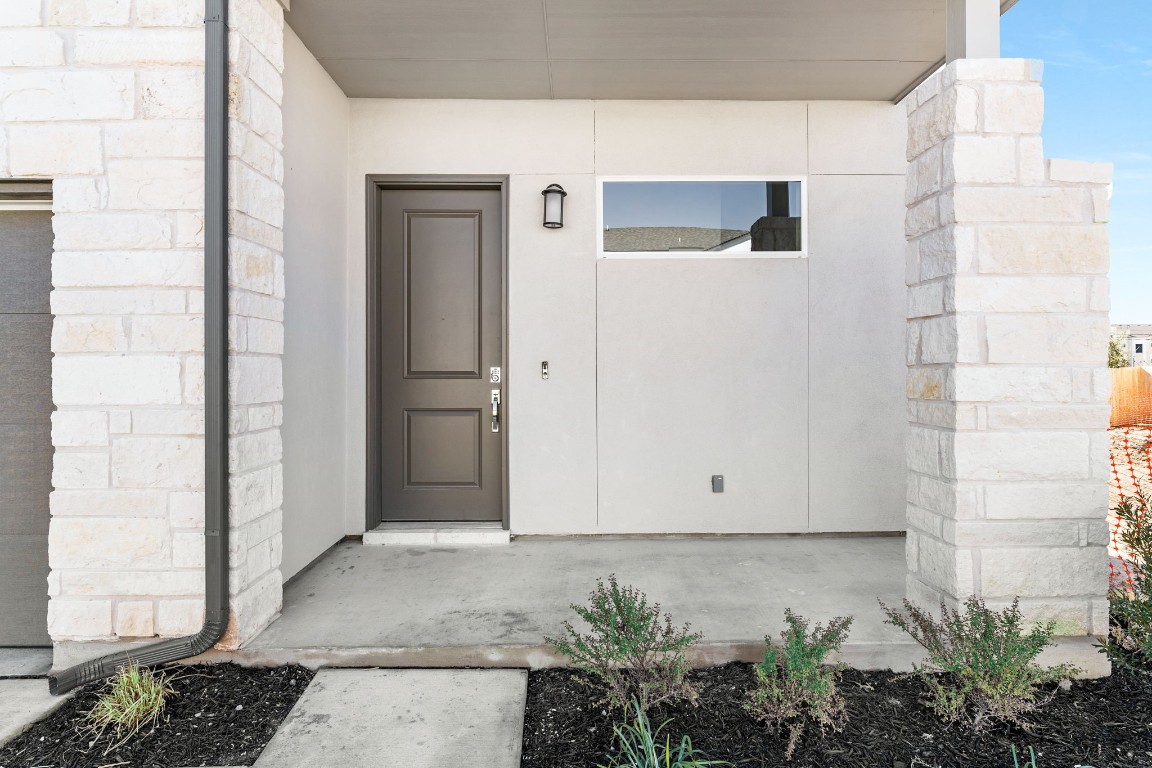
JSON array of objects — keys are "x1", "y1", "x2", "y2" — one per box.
[{"x1": 946, "y1": 0, "x2": 1002, "y2": 62}]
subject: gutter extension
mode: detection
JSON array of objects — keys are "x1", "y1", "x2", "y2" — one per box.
[{"x1": 49, "y1": 0, "x2": 231, "y2": 695}]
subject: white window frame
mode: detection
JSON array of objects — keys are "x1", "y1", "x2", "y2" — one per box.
[{"x1": 597, "y1": 175, "x2": 809, "y2": 260}]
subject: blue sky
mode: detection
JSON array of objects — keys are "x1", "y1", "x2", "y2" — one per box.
[{"x1": 1002, "y1": 0, "x2": 1151, "y2": 322}]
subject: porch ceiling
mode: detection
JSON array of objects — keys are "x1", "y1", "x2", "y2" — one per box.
[{"x1": 285, "y1": 1, "x2": 1006, "y2": 102}]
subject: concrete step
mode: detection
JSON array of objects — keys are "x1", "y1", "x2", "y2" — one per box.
[{"x1": 363, "y1": 521, "x2": 509, "y2": 546}]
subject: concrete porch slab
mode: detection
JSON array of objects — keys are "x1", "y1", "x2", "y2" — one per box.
[
  {"x1": 363, "y1": 521, "x2": 510, "y2": 546},
  {"x1": 253, "y1": 669, "x2": 526, "y2": 768},
  {"x1": 241, "y1": 536, "x2": 922, "y2": 669},
  {"x1": 0, "y1": 648, "x2": 52, "y2": 677}
]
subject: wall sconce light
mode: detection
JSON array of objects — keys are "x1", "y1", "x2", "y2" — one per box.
[{"x1": 541, "y1": 183, "x2": 567, "y2": 229}]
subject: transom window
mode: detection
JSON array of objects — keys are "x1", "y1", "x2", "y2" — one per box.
[{"x1": 598, "y1": 178, "x2": 806, "y2": 258}]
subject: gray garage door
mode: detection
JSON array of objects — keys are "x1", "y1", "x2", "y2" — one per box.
[{"x1": 0, "y1": 193, "x2": 53, "y2": 646}]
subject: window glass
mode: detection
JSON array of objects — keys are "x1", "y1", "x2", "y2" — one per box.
[{"x1": 602, "y1": 181, "x2": 802, "y2": 254}]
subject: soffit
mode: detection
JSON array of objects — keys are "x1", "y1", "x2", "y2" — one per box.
[{"x1": 286, "y1": 0, "x2": 950, "y2": 101}]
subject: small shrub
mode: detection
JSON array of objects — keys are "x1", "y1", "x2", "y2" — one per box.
[
  {"x1": 545, "y1": 574, "x2": 702, "y2": 712},
  {"x1": 1107, "y1": 487, "x2": 1152, "y2": 671},
  {"x1": 86, "y1": 661, "x2": 174, "y2": 751},
  {"x1": 745, "y1": 609, "x2": 853, "y2": 759},
  {"x1": 599, "y1": 698, "x2": 729, "y2": 768},
  {"x1": 880, "y1": 596, "x2": 1078, "y2": 730}
]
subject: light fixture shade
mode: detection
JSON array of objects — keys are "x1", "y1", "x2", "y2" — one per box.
[{"x1": 541, "y1": 183, "x2": 567, "y2": 229}]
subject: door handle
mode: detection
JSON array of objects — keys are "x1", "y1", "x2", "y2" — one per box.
[{"x1": 491, "y1": 390, "x2": 501, "y2": 433}]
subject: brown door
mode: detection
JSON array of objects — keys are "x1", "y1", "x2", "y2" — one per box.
[
  {"x1": 374, "y1": 186, "x2": 503, "y2": 522},
  {"x1": 0, "y1": 208, "x2": 53, "y2": 646}
]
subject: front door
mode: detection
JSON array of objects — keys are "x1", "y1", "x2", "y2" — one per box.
[{"x1": 373, "y1": 185, "x2": 504, "y2": 523}]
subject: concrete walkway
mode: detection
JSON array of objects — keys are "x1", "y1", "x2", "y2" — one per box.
[
  {"x1": 254, "y1": 669, "x2": 526, "y2": 768},
  {"x1": 0, "y1": 679, "x2": 67, "y2": 747}
]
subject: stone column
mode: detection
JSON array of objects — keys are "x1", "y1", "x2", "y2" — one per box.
[
  {"x1": 904, "y1": 59, "x2": 1112, "y2": 635},
  {"x1": 2, "y1": 0, "x2": 285, "y2": 654}
]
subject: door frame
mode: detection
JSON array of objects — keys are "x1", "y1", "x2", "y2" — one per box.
[{"x1": 365, "y1": 175, "x2": 510, "y2": 531}]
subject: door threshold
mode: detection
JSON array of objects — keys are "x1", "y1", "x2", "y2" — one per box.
[{"x1": 364, "y1": 522, "x2": 510, "y2": 547}]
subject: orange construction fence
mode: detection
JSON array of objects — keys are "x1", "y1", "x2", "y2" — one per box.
[{"x1": 1110, "y1": 366, "x2": 1152, "y2": 427}]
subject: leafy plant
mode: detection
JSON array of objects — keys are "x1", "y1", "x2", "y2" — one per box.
[
  {"x1": 1106, "y1": 487, "x2": 1152, "y2": 671},
  {"x1": 880, "y1": 596, "x2": 1078, "y2": 730},
  {"x1": 546, "y1": 574, "x2": 703, "y2": 712},
  {"x1": 598, "y1": 698, "x2": 729, "y2": 768},
  {"x1": 745, "y1": 609, "x2": 853, "y2": 759},
  {"x1": 85, "y1": 660, "x2": 174, "y2": 752}
]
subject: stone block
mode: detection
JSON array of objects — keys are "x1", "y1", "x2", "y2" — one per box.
[
  {"x1": 138, "y1": 69, "x2": 204, "y2": 120},
  {"x1": 245, "y1": 318, "x2": 283, "y2": 354},
  {"x1": 73, "y1": 28, "x2": 204, "y2": 66},
  {"x1": 982, "y1": 83, "x2": 1044, "y2": 134},
  {"x1": 49, "y1": 517, "x2": 171, "y2": 569},
  {"x1": 7, "y1": 124, "x2": 103, "y2": 175},
  {"x1": 1018, "y1": 136, "x2": 1045, "y2": 186},
  {"x1": 132, "y1": 409, "x2": 205, "y2": 436},
  {"x1": 52, "y1": 177, "x2": 108, "y2": 213},
  {"x1": 952, "y1": 275, "x2": 1088, "y2": 313},
  {"x1": 111, "y1": 436, "x2": 204, "y2": 489},
  {"x1": 54, "y1": 356, "x2": 182, "y2": 405},
  {"x1": 951, "y1": 186, "x2": 1088, "y2": 224},
  {"x1": 907, "y1": 425, "x2": 942, "y2": 475},
  {"x1": 137, "y1": 0, "x2": 206, "y2": 27},
  {"x1": 0, "y1": 71, "x2": 133, "y2": 121},
  {"x1": 115, "y1": 601, "x2": 155, "y2": 637},
  {"x1": 52, "y1": 451, "x2": 110, "y2": 489},
  {"x1": 51, "y1": 489, "x2": 167, "y2": 518},
  {"x1": 52, "y1": 410, "x2": 109, "y2": 447},
  {"x1": 907, "y1": 367, "x2": 946, "y2": 400},
  {"x1": 53, "y1": 215, "x2": 173, "y2": 251},
  {"x1": 950, "y1": 58, "x2": 1038, "y2": 83},
  {"x1": 106, "y1": 159, "x2": 204, "y2": 211},
  {"x1": 952, "y1": 432, "x2": 1090, "y2": 481},
  {"x1": 45, "y1": 0, "x2": 130, "y2": 26},
  {"x1": 0, "y1": 1, "x2": 42, "y2": 25},
  {"x1": 52, "y1": 316, "x2": 128, "y2": 353},
  {"x1": 53, "y1": 251, "x2": 201, "y2": 287},
  {"x1": 183, "y1": 353, "x2": 205, "y2": 404},
  {"x1": 172, "y1": 531, "x2": 204, "y2": 568},
  {"x1": 907, "y1": 281, "x2": 945, "y2": 319},
  {"x1": 229, "y1": 429, "x2": 282, "y2": 474},
  {"x1": 981, "y1": 546, "x2": 1107, "y2": 599},
  {"x1": 952, "y1": 366, "x2": 1072, "y2": 403},
  {"x1": 108, "y1": 410, "x2": 131, "y2": 433},
  {"x1": 1048, "y1": 158, "x2": 1113, "y2": 185},
  {"x1": 60, "y1": 570, "x2": 202, "y2": 597},
  {"x1": 905, "y1": 198, "x2": 939, "y2": 238},
  {"x1": 157, "y1": 600, "x2": 204, "y2": 636},
  {"x1": 977, "y1": 225, "x2": 1108, "y2": 275},
  {"x1": 985, "y1": 404, "x2": 1109, "y2": 431},
  {"x1": 0, "y1": 30, "x2": 66, "y2": 66},
  {"x1": 51, "y1": 289, "x2": 187, "y2": 316},
  {"x1": 917, "y1": 225, "x2": 977, "y2": 280},
  {"x1": 48, "y1": 600, "x2": 112, "y2": 640},
  {"x1": 229, "y1": 355, "x2": 282, "y2": 405},
  {"x1": 985, "y1": 315, "x2": 1108, "y2": 365},
  {"x1": 947, "y1": 519, "x2": 1081, "y2": 548},
  {"x1": 169, "y1": 491, "x2": 205, "y2": 528},
  {"x1": 106, "y1": 120, "x2": 204, "y2": 159},
  {"x1": 130, "y1": 316, "x2": 204, "y2": 353},
  {"x1": 915, "y1": 534, "x2": 975, "y2": 599},
  {"x1": 944, "y1": 135, "x2": 1017, "y2": 185}
]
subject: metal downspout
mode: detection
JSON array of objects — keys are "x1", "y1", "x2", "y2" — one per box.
[{"x1": 49, "y1": 0, "x2": 230, "y2": 695}]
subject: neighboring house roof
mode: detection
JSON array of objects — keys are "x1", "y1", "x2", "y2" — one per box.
[
  {"x1": 1112, "y1": 324, "x2": 1152, "y2": 337},
  {"x1": 603, "y1": 226, "x2": 747, "y2": 252}
]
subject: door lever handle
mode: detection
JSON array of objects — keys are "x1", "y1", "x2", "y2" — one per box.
[{"x1": 491, "y1": 390, "x2": 501, "y2": 433}]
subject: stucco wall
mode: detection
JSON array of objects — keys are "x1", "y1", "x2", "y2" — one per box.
[
  {"x1": 345, "y1": 99, "x2": 908, "y2": 535},
  {"x1": 280, "y1": 27, "x2": 349, "y2": 579}
]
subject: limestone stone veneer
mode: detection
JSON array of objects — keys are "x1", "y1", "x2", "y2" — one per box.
[{"x1": 904, "y1": 59, "x2": 1112, "y2": 635}]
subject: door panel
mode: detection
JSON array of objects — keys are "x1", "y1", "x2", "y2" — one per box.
[
  {"x1": 0, "y1": 209, "x2": 52, "y2": 646},
  {"x1": 376, "y1": 187, "x2": 503, "y2": 522}
]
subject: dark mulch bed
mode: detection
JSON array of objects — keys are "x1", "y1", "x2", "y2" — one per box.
[
  {"x1": 0, "y1": 663, "x2": 313, "y2": 768},
  {"x1": 523, "y1": 664, "x2": 1152, "y2": 768}
]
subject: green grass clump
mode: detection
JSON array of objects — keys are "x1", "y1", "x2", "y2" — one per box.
[
  {"x1": 599, "y1": 698, "x2": 729, "y2": 768},
  {"x1": 86, "y1": 660, "x2": 174, "y2": 751}
]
